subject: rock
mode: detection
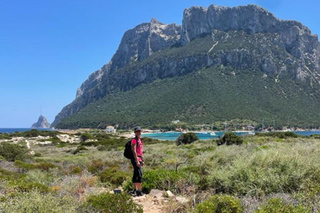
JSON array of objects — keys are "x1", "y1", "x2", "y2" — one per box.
[
  {"x1": 31, "y1": 115, "x2": 51, "y2": 128},
  {"x1": 166, "y1": 190, "x2": 175, "y2": 197},
  {"x1": 148, "y1": 189, "x2": 164, "y2": 198},
  {"x1": 175, "y1": 196, "x2": 189, "y2": 204}
]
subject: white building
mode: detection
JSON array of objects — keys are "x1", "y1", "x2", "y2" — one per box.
[{"x1": 106, "y1": 126, "x2": 116, "y2": 133}]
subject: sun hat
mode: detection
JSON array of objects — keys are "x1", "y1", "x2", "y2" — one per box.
[{"x1": 134, "y1": 126, "x2": 142, "y2": 132}]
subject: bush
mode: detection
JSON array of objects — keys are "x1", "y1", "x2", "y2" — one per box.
[
  {"x1": 34, "y1": 152, "x2": 42, "y2": 157},
  {"x1": 0, "y1": 190, "x2": 77, "y2": 213},
  {"x1": 71, "y1": 145, "x2": 88, "y2": 155},
  {"x1": 14, "y1": 160, "x2": 36, "y2": 170},
  {"x1": 123, "y1": 169, "x2": 185, "y2": 194},
  {"x1": 97, "y1": 145, "x2": 107, "y2": 151},
  {"x1": 195, "y1": 194, "x2": 243, "y2": 213},
  {"x1": 255, "y1": 132, "x2": 299, "y2": 138},
  {"x1": 255, "y1": 198, "x2": 310, "y2": 213},
  {"x1": 98, "y1": 169, "x2": 129, "y2": 186},
  {"x1": 0, "y1": 142, "x2": 31, "y2": 161},
  {"x1": 176, "y1": 133, "x2": 199, "y2": 146},
  {"x1": 216, "y1": 132, "x2": 243, "y2": 146},
  {"x1": 14, "y1": 182, "x2": 51, "y2": 193},
  {"x1": 22, "y1": 129, "x2": 40, "y2": 137},
  {"x1": 310, "y1": 134, "x2": 320, "y2": 139},
  {"x1": 0, "y1": 133, "x2": 11, "y2": 140},
  {"x1": 70, "y1": 166, "x2": 83, "y2": 174},
  {"x1": 35, "y1": 162, "x2": 57, "y2": 171},
  {"x1": 87, "y1": 159, "x2": 104, "y2": 174},
  {"x1": 80, "y1": 133, "x2": 93, "y2": 142},
  {"x1": 82, "y1": 192, "x2": 142, "y2": 213}
]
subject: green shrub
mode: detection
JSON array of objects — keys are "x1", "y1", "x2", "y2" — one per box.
[
  {"x1": 310, "y1": 134, "x2": 320, "y2": 139},
  {"x1": 195, "y1": 194, "x2": 243, "y2": 213},
  {"x1": 255, "y1": 132, "x2": 299, "y2": 138},
  {"x1": 176, "y1": 133, "x2": 199, "y2": 146},
  {"x1": 82, "y1": 192, "x2": 142, "y2": 213},
  {"x1": 0, "y1": 133, "x2": 11, "y2": 140},
  {"x1": 14, "y1": 182, "x2": 50, "y2": 193},
  {"x1": 123, "y1": 169, "x2": 185, "y2": 194},
  {"x1": 80, "y1": 133, "x2": 93, "y2": 142},
  {"x1": 255, "y1": 198, "x2": 310, "y2": 213},
  {"x1": 216, "y1": 132, "x2": 243, "y2": 146},
  {"x1": 98, "y1": 169, "x2": 129, "y2": 186},
  {"x1": 14, "y1": 160, "x2": 36, "y2": 170},
  {"x1": 87, "y1": 159, "x2": 104, "y2": 174},
  {"x1": 35, "y1": 162, "x2": 57, "y2": 171},
  {"x1": 23, "y1": 129, "x2": 40, "y2": 137},
  {"x1": 0, "y1": 142, "x2": 31, "y2": 161},
  {"x1": 70, "y1": 166, "x2": 83, "y2": 174},
  {"x1": 49, "y1": 136, "x2": 62, "y2": 143},
  {"x1": 97, "y1": 145, "x2": 107, "y2": 151},
  {"x1": 0, "y1": 167, "x2": 21, "y2": 180},
  {"x1": 0, "y1": 190, "x2": 78, "y2": 213},
  {"x1": 34, "y1": 152, "x2": 42, "y2": 157},
  {"x1": 71, "y1": 145, "x2": 88, "y2": 155}
]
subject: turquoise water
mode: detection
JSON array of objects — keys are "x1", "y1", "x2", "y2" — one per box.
[
  {"x1": 0, "y1": 128, "x2": 53, "y2": 133},
  {"x1": 143, "y1": 131, "x2": 251, "y2": 141},
  {"x1": 143, "y1": 131, "x2": 320, "y2": 141},
  {"x1": 294, "y1": 131, "x2": 320, "y2": 136}
]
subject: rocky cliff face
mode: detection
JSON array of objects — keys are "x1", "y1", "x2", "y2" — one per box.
[
  {"x1": 181, "y1": 4, "x2": 320, "y2": 81},
  {"x1": 51, "y1": 19, "x2": 181, "y2": 126},
  {"x1": 52, "y1": 4, "x2": 320, "y2": 127},
  {"x1": 32, "y1": 115, "x2": 51, "y2": 128}
]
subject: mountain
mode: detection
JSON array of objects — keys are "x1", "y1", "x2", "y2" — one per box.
[
  {"x1": 31, "y1": 115, "x2": 51, "y2": 128},
  {"x1": 52, "y1": 4, "x2": 320, "y2": 129}
]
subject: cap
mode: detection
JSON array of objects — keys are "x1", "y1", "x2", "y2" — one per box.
[{"x1": 134, "y1": 126, "x2": 142, "y2": 132}]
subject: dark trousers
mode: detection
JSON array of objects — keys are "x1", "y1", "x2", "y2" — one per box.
[{"x1": 131, "y1": 159, "x2": 143, "y2": 183}]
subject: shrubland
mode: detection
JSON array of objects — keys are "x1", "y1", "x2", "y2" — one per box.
[{"x1": 1, "y1": 130, "x2": 320, "y2": 212}]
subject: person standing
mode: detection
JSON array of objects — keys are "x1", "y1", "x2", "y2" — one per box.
[{"x1": 131, "y1": 126, "x2": 144, "y2": 196}]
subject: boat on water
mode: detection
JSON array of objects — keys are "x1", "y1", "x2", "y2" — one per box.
[
  {"x1": 210, "y1": 132, "x2": 216, "y2": 136},
  {"x1": 247, "y1": 131, "x2": 255, "y2": 135}
]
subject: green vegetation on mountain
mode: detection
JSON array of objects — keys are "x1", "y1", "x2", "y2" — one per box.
[{"x1": 57, "y1": 64, "x2": 320, "y2": 129}]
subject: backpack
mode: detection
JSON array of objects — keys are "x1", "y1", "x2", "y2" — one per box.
[{"x1": 124, "y1": 139, "x2": 134, "y2": 159}]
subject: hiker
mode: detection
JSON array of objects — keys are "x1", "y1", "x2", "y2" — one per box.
[{"x1": 131, "y1": 126, "x2": 144, "y2": 196}]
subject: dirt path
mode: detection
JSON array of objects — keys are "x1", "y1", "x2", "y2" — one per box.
[
  {"x1": 132, "y1": 189, "x2": 190, "y2": 213},
  {"x1": 132, "y1": 190, "x2": 168, "y2": 213}
]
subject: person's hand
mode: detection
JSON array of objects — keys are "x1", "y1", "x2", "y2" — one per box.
[
  {"x1": 141, "y1": 161, "x2": 144, "y2": 166},
  {"x1": 136, "y1": 161, "x2": 140, "y2": 167}
]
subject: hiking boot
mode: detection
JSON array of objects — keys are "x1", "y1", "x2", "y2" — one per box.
[
  {"x1": 129, "y1": 190, "x2": 136, "y2": 196},
  {"x1": 136, "y1": 190, "x2": 144, "y2": 196}
]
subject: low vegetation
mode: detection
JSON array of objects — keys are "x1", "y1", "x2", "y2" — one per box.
[{"x1": 1, "y1": 130, "x2": 320, "y2": 212}]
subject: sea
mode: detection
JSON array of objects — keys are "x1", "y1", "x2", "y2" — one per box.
[
  {"x1": 0, "y1": 128, "x2": 53, "y2": 134},
  {"x1": 142, "y1": 131, "x2": 320, "y2": 141}
]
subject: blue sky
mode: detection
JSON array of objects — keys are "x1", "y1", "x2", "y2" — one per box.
[{"x1": 1, "y1": 0, "x2": 319, "y2": 128}]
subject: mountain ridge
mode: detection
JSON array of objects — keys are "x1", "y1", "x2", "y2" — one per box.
[{"x1": 52, "y1": 4, "x2": 320, "y2": 128}]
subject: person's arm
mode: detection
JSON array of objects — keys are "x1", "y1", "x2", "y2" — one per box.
[{"x1": 131, "y1": 142, "x2": 140, "y2": 167}]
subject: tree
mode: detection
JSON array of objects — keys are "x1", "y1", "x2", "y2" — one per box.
[{"x1": 176, "y1": 133, "x2": 199, "y2": 146}]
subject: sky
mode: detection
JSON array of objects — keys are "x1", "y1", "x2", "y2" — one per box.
[{"x1": 1, "y1": 0, "x2": 320, "y2": 128}]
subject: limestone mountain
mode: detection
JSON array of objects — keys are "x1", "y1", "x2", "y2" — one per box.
[
  {"x1": 31, "y1": 115, "x2": 51, "y2": 129},
  {"x1": 52, "y1": 4, "x2": 320, "y2": 129}
]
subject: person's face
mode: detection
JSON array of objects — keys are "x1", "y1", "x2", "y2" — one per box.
[{"x1": 135, "y1": 130, "x2": 141, "y2": 137}]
